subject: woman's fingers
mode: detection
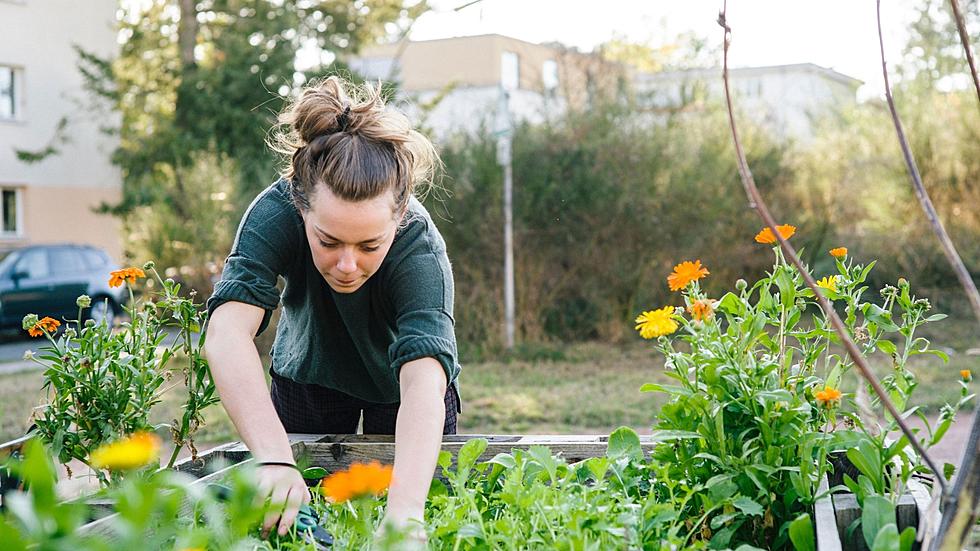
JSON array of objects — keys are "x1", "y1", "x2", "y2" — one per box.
[{"x1": 277, "y1": 482, "x2": 307, "y2": 536}]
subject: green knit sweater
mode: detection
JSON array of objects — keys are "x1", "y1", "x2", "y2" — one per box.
[{"x1": 206, "y1": 179, "x2": 459, "y2": 403}]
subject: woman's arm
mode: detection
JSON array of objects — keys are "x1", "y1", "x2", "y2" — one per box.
[
  {"x1": 204, "y1": 300, "x2": 309, "y2": 536},
  {"x1": 383, "y1": 357, "x2": 448, "y2": 529}
]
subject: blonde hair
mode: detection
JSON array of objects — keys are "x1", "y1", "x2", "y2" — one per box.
[{"x1": 269, "y1": 76, "x2": 439, "y2": 215}]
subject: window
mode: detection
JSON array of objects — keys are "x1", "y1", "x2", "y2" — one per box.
[
  {"x1": 82, "y1": 248, "x2": 109, "y2": 270},
  {"x1": 15, "y1": 249, "x2": 49, "y2": 279},
  {"x1": 0, "y1": 188, "x2": 20, "y2": 235},
  {"x1": 50, "y1": 248, "x2": 87, "y2": 275},
  {"x1": 0, "y1": 66, "x2": 17, "y2": 120},
  {"x1": 542, "y1": 59, "x2": 559, "y2": 93},
  {"x1": 501, "y1": 51, "x2": 519, "y2": 91}
]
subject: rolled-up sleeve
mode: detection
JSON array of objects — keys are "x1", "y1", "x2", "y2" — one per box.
[
  {"x1": 387, "y1": 250, "x2": 459, "y2": 385},
  {"x1": 206, "y1": 186, "x2": 300, "y2": 335}
]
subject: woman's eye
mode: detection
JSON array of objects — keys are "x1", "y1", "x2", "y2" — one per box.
[
  {"x1": 362, "y1": 245, "x2": 380, "y2": 253},
  {"x1": 319, "y1": 240, "x2": 338, "y2": 248}
]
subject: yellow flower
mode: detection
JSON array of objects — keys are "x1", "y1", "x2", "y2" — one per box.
[
  {"x1": 108, "y1": 267, "x2": 146, "y2": 288},
  {"x1": 830, "y1": 247, "x2": 848, "y2": 258},
  {"x1": 961, "y1": 370, "x2": 972, "y2": 382},
  {"x1": 814, "y1": 386, "x2": 843, "y2": 408},
  {"x1": 816, "y1": 276, "x2": 838, "y2": 293},
  {"x1": 690, "y1": 299, "x2": 717, "y2": 321},
  {"x1": 319, "y1": 461, "x2": 393, "y2": 503},
  {"x1": 27, "y1": 316, "x2": 60, "y2": 338},
  {"x1": 754, "y1": 224, "x2": 796, "y2": 244},
  {"x1": 90, "y1": 431, "x2": 161, "y2": 471},
  {"x1": 667, "y1": 260, "x2": 710, "y2": 292},
  {"x1": 635, "y1": 306, "x2": 678, "y2": 339}
]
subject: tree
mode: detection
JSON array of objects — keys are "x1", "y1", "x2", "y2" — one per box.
[{"x1": 76, "y1": 0, "x2": 426, "y2": 284}]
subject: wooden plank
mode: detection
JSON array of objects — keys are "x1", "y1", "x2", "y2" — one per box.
[
  {"x1": 815, "y1": 475, "x2": 843, "y2": 551},
  {"x1": 832, "y1": 492, "x2": 864, "y2": 551},
  {"x1": 77, "y1": 459, "x2": 254, "y2": 540}
]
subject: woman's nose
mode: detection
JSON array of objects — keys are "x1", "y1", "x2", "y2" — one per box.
[{"x1": 336, "y1": 249, "x2": 357, "y2": 273}]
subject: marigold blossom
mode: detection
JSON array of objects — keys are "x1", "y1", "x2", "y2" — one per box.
[
  {"x1": 108, "y1": 267, "x2": 146, "y2": 288},
  {"x1": 754, "y1": 224, "x2": 796, "y2": 244},
  {"x1": 961, "y1": 370, "x2": 972, "y2": 382},
  {"x1": 667, "y1": 260, "x2": 710, "y2": 292},
  {"x1": 90, "y1": 431, "x2": 161, "y2": 470},
  {"x1": 28, "y1": 316, "x2": 61, "y2": 338},
  {"x1": 635, "y1": 306, "x2": 678, "y2": 339},
  {"x1": 830, "y1": 247, "x2": 848, "y2": 258},
  {"x1": 816, "y1": 276, "x2": 838, "y2": 294},
  {"x1": 320, "y1": 461, "x2": 393, "y2": 503},
  {"x1": 690, "y1": 299, "x2": 717, "y2": 321},
  {"x1": 814, "y1": 386, "x2": 843, "y2": 408}
]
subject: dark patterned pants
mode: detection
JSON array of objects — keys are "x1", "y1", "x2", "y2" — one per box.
[{"x1": 270, "y1": 368, "x2": 460, "y2": 435}]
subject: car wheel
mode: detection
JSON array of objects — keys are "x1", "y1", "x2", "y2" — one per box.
[{"x1": 89, "y1": 297, "x2": 116, "y2": 327}]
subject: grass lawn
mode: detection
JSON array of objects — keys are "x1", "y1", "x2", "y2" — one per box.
[{"x1": 1, "y1": 331, "x2": 975, "y2": 446}]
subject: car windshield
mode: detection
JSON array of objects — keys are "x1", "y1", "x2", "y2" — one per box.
[{"x1": 0, "y1": 250, "x2": 16, "y2": 275}]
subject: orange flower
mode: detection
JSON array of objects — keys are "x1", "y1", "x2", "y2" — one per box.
[
  {"x1": 319, "y1": 461, "x2": 393, "y2": 503},
  {"x1": 830, "y1": 247, "x2": 848, "y2": 258},
  {"x1": 667, "y1": 260, "x2": 710, "y2": 292},
  {"x1": 28, "y1": 316, "x2": 61, "y2": 338},
  {"x1": 754, "y1": 224, "x2": 797, "y2": 244},
  {"x1": 814, "y1": 386, "x2": 843, "y2": 408},
  {"x1": 961, "y1": 370, "x2": 972, "y2": 382},
  {"x1": 690, "y1": 298, "x2": 717, "y2": 321},
  {"x1": 108, "y1": 267, "x2": 146, "y2": 288}
]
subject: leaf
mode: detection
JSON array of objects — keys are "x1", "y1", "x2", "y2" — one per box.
[
  {"x1": 862, "y1": 496, "x2": 895, "y2": 549},
  {"x1": 437, "y1": 450, "x2": 452, "y2": 471},
  {"x1": 457, "y1": 438, "x2": 488, "y2": 475},
  {"x1": 485, "y1": 453, "x2": 516, "y2": 470},
  {"x1": 607, "y1": 426, "x2": 643, "y2": 461},
  {"x1": 639, "y1": 383, "x2": 692, "y2": 396},
  {"x1": 649, "y1": 430, "x2": 703, "y2": 443},
  {"x1": 584, "y1": 456, "x2": 610, "y2": 481},
  {"x1": 871, "y1": 524, "x2": 899, "y2": 551},
  {"x1": 788, "y1": 513, "x2": 815, "y2": 551},
  {"x1": 899, "y1": 526, "x2": 916, "y2": 551},
  {"x1": 732, "y1": 496, "x2": 764, "y2": 517},
  {"x1": 876, "y1": 339, "x2": 897, "y2": 355},
  {"x1": 717, "y1": 292, "x2": 743, "y2": 316}
]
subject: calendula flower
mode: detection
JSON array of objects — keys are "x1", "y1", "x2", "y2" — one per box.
[
  {"x1": 961, "y1": 370, "x2": 972, "y2": 382},
  {"x1": 690, "y1": 298, "x2": 717, "y2": 321},
  {"x1": 830, "y1": 247, "x2": 848, "y2": 258},
  {"x1": 90, "y1": 431, "x2": 161, "y2": 471},
  {"x1": 816, "y1": 276, "x2": 838, "y2": 294},
  {"x1": 814, "y1": 386, "x2": 843, "y2": 408},
  {"x1": 667, "y1": 260, "x2": 710, "y2": 292},
  {"x1": 108, "y1": 267, "x2": 146, "y2": 288},
  {"x1": 27, "y1": 316, "x2": 60, "y2": 338},
  {"x1": 635, "y1": 306, "x2": 678, "y2": 339},
  {"x1": 319, "y1": 461, "x2": 393, "y2": 503},
  {"x1": 754, "y1": 224, "x2": 797, "y2": 244}
]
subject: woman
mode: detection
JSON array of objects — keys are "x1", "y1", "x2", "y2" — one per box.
[{"x1": 204, "y1": 76, "x2": 460, "y2": 539}]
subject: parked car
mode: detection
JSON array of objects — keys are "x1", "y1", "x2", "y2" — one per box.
[{"x1": 0, "y1": 244, "x2": 126, "y2": 330}]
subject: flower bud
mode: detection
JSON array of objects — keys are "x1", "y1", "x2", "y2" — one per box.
[
  {"x1": 23, "y1": 350, "x2": 34, "y2": 361},
  {"x1": 735, "y1": 279, "x2": 748, "y2": 292},
  {"x1": 76, "y1": 295, "x2": 91, "y2": 309},
  {"x1": 64, "y1": 328, "x2": 77, "y2": 339},
  {"x1": 84, "y1": 319, "x2": 96, "y2": 328},
  {"x1": 897, "y1": 277, "x2": 909, "y2": 289},
  {"x1": 22, "y1": 314, "x2": 39, "y2": 331},
  {"x1": 143, "y1": 260, "x2": 155, "y2": 271}
]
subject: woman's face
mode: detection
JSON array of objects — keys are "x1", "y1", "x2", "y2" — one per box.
[{"x1": 302, "y1": 187, "x2": 400, "y2": 294}]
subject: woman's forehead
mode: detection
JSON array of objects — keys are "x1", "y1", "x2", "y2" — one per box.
[{"x1": 307, "y1": 188, "x2": 397, "y2": 242}]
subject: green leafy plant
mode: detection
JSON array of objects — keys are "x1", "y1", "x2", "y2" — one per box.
[{"x1": 20, "y1": 262, "x2": 219, "y2": 483}]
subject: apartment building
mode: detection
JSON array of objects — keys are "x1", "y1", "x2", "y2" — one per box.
[{"x1": 0, "y1": 0, "x2": 122, "y2": 260}]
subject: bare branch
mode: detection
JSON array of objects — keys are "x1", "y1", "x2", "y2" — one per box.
[{"x1": 948, "y1": 0, "x2": 980, "y2": 107}]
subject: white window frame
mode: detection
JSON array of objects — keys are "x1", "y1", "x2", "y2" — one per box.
[
  {"x1": 0, "y1": 187, "x2": 24, "y2": 238},
  {"x1": 0, "y1": 64, "x2": 24, "y2": 122},
  {"x1": 542, "y1": 59, "x2": 559, "y2": 94},
  {"x1": 501, "y1": 51, "x2": 520, "y2": 92}
]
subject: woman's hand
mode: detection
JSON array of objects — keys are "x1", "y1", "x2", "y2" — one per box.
[
  {"x1": 256, "y1": 464, "x2": 311, "y2": 537},
  {"x1": 377, "y1": 506, "x2": 427, "y2": 548}
]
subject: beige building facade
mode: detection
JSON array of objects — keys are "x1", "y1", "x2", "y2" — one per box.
[
  {"x1": 0, "y1": 0, "x2": 122, "y2": 260},
  {"x1": 349, "y1": 34, "x2": 628, "y2": 138}
]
